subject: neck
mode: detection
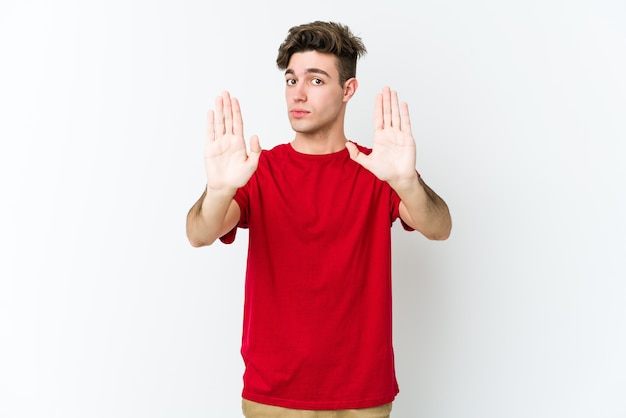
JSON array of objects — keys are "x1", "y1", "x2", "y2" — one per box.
[{"x1": 290, "y1": 135, "x2": 348, "y2": 155}]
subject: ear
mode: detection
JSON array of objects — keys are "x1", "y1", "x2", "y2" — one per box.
[{"x1": 342, "y1": 78, "x2": 358, "y2": 103}]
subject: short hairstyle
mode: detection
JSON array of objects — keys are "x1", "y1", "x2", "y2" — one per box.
[{"x1": 276, "y1": 21, "x2": 367, "y2": 85}]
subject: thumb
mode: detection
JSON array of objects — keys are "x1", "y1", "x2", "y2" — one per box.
[
  {"x1": 345, "y1": 141, "x2": 359, "y2": 159},
  {"x1": 345, "y1": 141, "x2": 368, "y2": 167},
  {"x1": 248, "y1": 135, "x2": 262, "y2": 164}
]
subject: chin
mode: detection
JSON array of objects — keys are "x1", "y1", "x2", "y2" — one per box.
[{"x1": 289, "y1": 120, "x2": 313, "y2": 133}]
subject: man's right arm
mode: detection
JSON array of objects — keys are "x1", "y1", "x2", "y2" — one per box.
[
  {"x1": 186, "y1": 91, "x2": 260, "y2": 247},
  {"x1": 186, "y1": 187, "x2": 241, "y2": 247}
]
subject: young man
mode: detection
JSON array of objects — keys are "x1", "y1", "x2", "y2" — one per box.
[{"x1": 187, "y1": 21, "x2": 451, "y2": 418}]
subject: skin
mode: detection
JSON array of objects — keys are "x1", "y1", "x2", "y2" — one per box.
[
  {"x1": 186, "y1": 50, "x2": 451, "y2": 247},
  {"x1": 284, "y1": 51, "x2": 355, "y2": 154}
]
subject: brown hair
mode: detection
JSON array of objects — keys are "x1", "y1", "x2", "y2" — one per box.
[{"x1": 276, "y1": 21, "x2": 367, "y2": 85}]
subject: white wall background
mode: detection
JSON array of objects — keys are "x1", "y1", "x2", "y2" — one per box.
[{"x1": 1, "y1": 0, "x2": 625, "y2": 417}]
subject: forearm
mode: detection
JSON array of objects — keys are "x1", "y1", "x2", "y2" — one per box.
[
  {"x1": 392, "y1": 174, "x2": 452, "y2": 240},
  {"x1": 186, "y1": 186, "x2": 237, "y2": 247}
]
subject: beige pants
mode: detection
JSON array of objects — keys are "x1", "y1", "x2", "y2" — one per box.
[{"x1": 242, "y1": 399, "x2": 392, "y2": 418}]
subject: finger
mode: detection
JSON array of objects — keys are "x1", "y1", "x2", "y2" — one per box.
[
  {"x1": 214, "y1": 95, "x2": 225, "y2": 136},
  {"x1": 232, "y1": 97, "x2": 243, "y2": 138},
  {"x1": 400, "y1": 102, "x2": 412, "y2": 133},
  {"x1": 382, "y1": 86, "x2": 392, "y2": 128},
  {"x1": 207, "y1": 110, "x2": 216, "y2": 142},
  {"x1": 247, "y1": 135, "x2": 262, "y2": 168},
  {"x1": 250, "y1": 135, "x2": 261, "y2": 154},
  {"x1": 222, "y1": 91, "x2": 233, "y2": 134},
  {"x1": 345, "y1": 141, "x2": 370, "y2": 169},
  {"x1": 390, "y1": 89, "x2": 401, "y2": 129},
  {"x1": 373, "y1": 92, "x2": 383, "y2": 131},
  {"x1": 249, "y1": 135, "x2": 262, "y2": 154}
]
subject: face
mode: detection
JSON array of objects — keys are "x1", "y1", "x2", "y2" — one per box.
[{"x1": 284, "y1": 51, "x2": 353, "y2": 137}]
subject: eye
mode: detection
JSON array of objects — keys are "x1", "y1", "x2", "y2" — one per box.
[
  {"x1": 312, "y1": 78, "x2": 323, "y2": 85},
  {"x1": 286, "y1": 78, "x2": 296, "y2": 86}
]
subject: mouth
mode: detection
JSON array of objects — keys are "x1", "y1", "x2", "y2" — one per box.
[{"x1": 290, "y1": 109, "x2": 310, "y2": 118}]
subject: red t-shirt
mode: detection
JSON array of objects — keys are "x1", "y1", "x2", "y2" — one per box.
[{"x1": 220, "y1": 142, "x2": 413, "y2": 410}]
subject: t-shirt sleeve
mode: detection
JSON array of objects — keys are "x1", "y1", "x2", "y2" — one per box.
[
  {"x1": 218, "y1": 186, "x2": 250, "y2": 244},
  {"x1": 390, "y1": 189, "x2": 415, "y2": 232}
]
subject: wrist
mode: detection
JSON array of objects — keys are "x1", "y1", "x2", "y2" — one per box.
[
  {"x1": 388, "y1": 171, "x2": 420, "y2": 195},
  {"x1": 204, "y1": 184, "x2": 238, "y2": 200}
]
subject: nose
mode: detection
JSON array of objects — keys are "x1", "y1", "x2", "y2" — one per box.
[{"x1": 291, "y1": 83, "x2": 307, "y2": 102}]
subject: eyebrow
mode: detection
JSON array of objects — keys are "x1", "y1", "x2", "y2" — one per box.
[{"x1": 285, "y1": 68, "x2": 332, "y2": 78}]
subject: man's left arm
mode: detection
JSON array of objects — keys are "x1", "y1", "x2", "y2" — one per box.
[
  {"x1": 393, "y1": 173, "x2": 451, "y2": 240},
  {"x1": 346, "y1": 86, "x2": 451, "y2": 240}
]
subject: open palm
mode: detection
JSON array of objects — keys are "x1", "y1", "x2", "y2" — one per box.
[
  {"x1": 205, "y1": 91, "x2": 261, "y2": 191},
  {"x1": 346, "y1": 86, "x2": 417, "y2": 186}
]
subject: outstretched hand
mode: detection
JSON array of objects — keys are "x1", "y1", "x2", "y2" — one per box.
[
  {"x1": 346, "y1": 86, "x2": 417, "y2": 188},
  {"x1": 205, "y1": 91, "x2": 261, "y2": 192}
]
